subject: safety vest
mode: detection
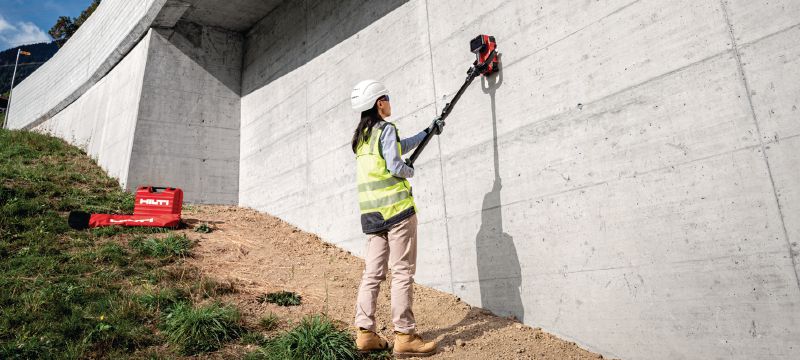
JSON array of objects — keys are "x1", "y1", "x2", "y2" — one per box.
[{"x1": 356, "y1": 121, "x2": 416, "y2": 234}]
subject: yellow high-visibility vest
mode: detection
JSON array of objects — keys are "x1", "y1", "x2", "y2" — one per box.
[{"x1": 355, "y1": 121, "x2": 416, "y2": 234}]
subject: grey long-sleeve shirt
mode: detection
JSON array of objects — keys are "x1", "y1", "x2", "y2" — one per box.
[{"x1": 380, "y1": 124, "x2": 426, "y2": 178}]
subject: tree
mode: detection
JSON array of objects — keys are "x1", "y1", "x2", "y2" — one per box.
[{"x1": 48, "y1": 0, "x2": 102, "y2": 47}]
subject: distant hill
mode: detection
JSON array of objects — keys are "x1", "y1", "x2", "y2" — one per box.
[{"x1": 0, "y1": 42, "x2": 59, "y2": 96}]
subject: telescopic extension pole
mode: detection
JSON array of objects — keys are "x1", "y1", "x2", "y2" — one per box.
[{"x1": 405, "y1": 49, "x2": 497, "y2": 167}]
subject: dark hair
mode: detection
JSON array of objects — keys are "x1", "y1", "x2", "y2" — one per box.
[{"x1": 351, "y1": 104, "x2": 383, "y2": 153}]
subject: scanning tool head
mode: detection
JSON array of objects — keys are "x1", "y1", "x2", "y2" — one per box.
[{"x1": 470, "y1": 34, "x2": 499, "y2": 76}]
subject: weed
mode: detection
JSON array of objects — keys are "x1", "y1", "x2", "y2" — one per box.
[
  {"x1": 194, "y1": 223, "x2": 213, "y2": 233},
  {"x1": 248, "y1": 315, "x2": 358, "y2": 360},
  {"x1": 162, "y1": 302, "x2": 243, "y2": 355},
  {"x1": 260, "y1": 312, "x2": 280, "y2": 331},
  {"x1": 258, "y1": 291, "x2": 302, "y2": 306}
]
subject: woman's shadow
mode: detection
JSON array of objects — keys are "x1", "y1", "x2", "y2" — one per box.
[{"x1": 475, "y1": 61, "x2": 524, "y2": 323}]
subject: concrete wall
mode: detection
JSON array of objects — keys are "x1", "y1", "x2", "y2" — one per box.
[
  {"x1": 33, "y1": 32, "x2": 152, "y2": 188},
  {"x1": 239, "y1": 0, "x2": 800, "y2": 359},
  {"x1": 127, "y1": 24, "x2": 242, "y2": 204},
  {"x1": 6, "y1": 0, "x2": 166, "y2": 130}
]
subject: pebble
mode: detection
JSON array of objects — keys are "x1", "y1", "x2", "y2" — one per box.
[
  {"x1": 456, "y1": 339, "x2": 465, "y2": 347},
  {"x1": 515, "y1": 324, "x2": 523, "y2": 329}
]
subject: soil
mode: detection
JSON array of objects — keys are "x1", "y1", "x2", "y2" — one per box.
[{"x1": 178, "y1": 205, "x2": 610, "y2": 360}]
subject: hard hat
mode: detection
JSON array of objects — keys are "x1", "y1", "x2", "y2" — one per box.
[{"x1": 351, "y1": 79, "x2": 388, "y2": 112}]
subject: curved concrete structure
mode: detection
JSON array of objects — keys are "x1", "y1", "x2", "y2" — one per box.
[
  {"x1": 9, "y1": 0, "x2": 800, "y2": 358},
  {"x1": 6, "y1": 0, "x2": 167, "y2": 130}
]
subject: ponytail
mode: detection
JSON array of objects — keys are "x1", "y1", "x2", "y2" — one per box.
[{"x1": 351, "y1": 105, "x2": 383, "y2": 153}]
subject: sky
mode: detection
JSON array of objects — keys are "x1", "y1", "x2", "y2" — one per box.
[{"x1": 0, "y1": 0, "x2": 93, "y2": 51}]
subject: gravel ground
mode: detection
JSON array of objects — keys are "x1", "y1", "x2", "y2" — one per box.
[{"x1": 179, "y1": 205, "x2": 611, "y2": 360}]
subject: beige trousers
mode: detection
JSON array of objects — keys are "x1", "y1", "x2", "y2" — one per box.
[{"x1": 354, "y1": 213, "x2": 418, "y2": 333}]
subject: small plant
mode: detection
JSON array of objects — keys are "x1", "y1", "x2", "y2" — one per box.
[
  {"x1": 249, "y1": 315, "x2": 358, "y2": 360},
  {"x1": 257, "y1": 291, "x2": 302, "y2": 307},
  {"x1": 194, "y1": 223, "x2": 213, "y2": 233},
  {"x1": 131, "y1": 234, "x2": 191, "y2": 258},
  {"x1": 260, "y1": 312, "x2": 280, "y2": 331},
  {"x1": 162, "y1": 302, "x2": 243, "y2": 355}
]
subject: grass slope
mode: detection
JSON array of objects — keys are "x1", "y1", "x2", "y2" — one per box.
[
  {"x1": 0, "y1": 129, "x2": 379, "y2": 360},
  {"x1": 0, "y1": 129, "x2": 243, "y2": 358}
]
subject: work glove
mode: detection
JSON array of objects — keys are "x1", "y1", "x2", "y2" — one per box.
[{"x1": 428, "y1": 117, "x2": 445, "y2": 135}]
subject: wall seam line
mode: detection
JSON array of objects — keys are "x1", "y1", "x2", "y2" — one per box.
[
  {"x1": 423, "y1": 0, "x2": 455, "y2": 294},
  {"x1": 719, "y1": 0, "x2": 800, "y2": 294}
]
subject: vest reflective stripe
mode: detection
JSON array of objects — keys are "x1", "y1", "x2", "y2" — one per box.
[
  {"x1": 357, "y1": 177, "x2": 404, "y2": 192},
  {"x1": 355, "y1": 121, "x2": 416, "y2": 234},
  {"x1": 359, "y1": 190, "x2": 411, "y2": 211}
]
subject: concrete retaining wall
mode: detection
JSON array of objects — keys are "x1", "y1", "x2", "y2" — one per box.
[
  {"x1": 239, "y1": 0, "x2": 800, "y2": 359},
  {"x1": 33, "y1": 32, "x2": 152, "y2": 188},
  {"x1": 6, "y1": 0, "x2": 167, "y2": 130},
  {"x1": 127, "y1": 25, "x2": 242, "y2": 204}
]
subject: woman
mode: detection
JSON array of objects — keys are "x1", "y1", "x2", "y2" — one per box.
[{"x1": 350, "y1": 79, "x2": 444, "y2": 357}]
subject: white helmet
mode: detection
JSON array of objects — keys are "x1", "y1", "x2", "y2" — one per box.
[{"x1": 351, "y1": 79, "x2": 388, "y2": 112}]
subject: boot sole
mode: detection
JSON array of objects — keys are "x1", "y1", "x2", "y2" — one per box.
[
  {"x1": 358, "y1": 345, "x2": 391, "y2": 354},
  {"x1": 393, "y1": 351, "x2": 437, "y2": 358}
]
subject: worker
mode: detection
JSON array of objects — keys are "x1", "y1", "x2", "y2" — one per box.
[{"x1": 350, "y1": 79, "x2": 444, "y2": 357}]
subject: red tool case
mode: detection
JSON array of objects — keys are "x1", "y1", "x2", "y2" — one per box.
[{"x1": 134, "y1": 186, "x2": 183, "y2": 216}]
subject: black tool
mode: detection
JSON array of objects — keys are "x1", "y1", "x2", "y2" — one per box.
[{"x1": 406, "y1": 34, "x2": 499, "y2": 167}]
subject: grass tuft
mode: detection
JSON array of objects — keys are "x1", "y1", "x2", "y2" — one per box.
[
  {"x1": 162, "y1": 302, "x2": 243, "y2": 355},
  {"x1": 130, "y1": 234, "x2": 192, "y2": 258},
  {"x1": 259, "y1": 312, "x2": 281, "y2": 331},
  {"x1": 194, "y1": 223, "x2": 213, "y2": 233},
  {"x1": 258, "y1": 291, "x2": 302, "y2": 306},
  {"x1": 136, "y1": 287, "x2": 189, "y2": 313},
  {"x1": 248, "y1": 315, "x2": 358, "y2": 360}
]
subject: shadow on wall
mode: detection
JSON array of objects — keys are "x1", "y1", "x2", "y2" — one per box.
[
  {"x1": 475, "y1": 66, "x2": 525, "y2": 322},
  {"x1": 241, "y1": 0, "x2": 409, "y2": 95},
  {"x1": 157, "y1": 21, "x2": 244, "y2": 96}
]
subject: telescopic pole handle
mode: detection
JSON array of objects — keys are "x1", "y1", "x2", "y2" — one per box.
[{"x1": 405, "y1": 50, "x2": 497, "y2": 167}]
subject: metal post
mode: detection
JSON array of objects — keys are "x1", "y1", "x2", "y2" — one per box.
[{"x1": 3, "y1": 49, "x2": 22, "y2": 129}]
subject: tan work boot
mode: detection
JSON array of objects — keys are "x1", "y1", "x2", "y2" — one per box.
[
  {"x1": 356, "y1": 328, "x2": 389, "y2": 353},
  {"x1": 393, "y1": 331, "x2": 438, "y2": 358}
]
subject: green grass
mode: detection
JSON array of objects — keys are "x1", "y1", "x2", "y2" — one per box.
[
  {"x1": 0, "y1": 129, "x2": 243, "y2": 358},
  {"x1": 247, "y1": 315, "x2": 359, "y2": 360},
  {"x1": 130, "y1": 233, "x2": 192, "y2": 258},
  {"x1": 162, "y1": 302, "x2": 243, "y2": 355},
  {"x1": 135, "y1": 286, "x2": 189, "y2": 313},
  {"x1": 258, "y1": 291, "x2": 302, "y2": 306}
]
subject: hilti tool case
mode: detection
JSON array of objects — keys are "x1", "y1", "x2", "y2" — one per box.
[
  {"x1": 68, "y1": 186, "x2": 184, "y2": 230},
  {"x1": 134, "y1": 186, "x2": 183, "y2": 216}
]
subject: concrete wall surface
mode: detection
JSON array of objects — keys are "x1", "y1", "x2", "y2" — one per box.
[
  {"x1": 127, "y1": 25, "x2": 242, "y2": 204},
  {"x1": 11, "y1": 0, "x2": 800, "y2": 358},
  {"x1": 33, "y1": 32, "x2": 152, "y2": 188},
  {"x1": 6, "y1": 0, "x2": 166, "y2": 130},
  {"x1": 239, "y1": 0, "x2": 800, "y2": 359}
]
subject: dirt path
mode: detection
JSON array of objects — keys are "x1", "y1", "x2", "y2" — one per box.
[{"x1": 179, "y1": 205, "x2": 607, "y2": 360}]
